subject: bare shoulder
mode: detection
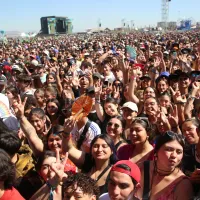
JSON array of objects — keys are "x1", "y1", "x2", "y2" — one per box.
[{"x1": 174, "y1": 177, "x2": 194, "y2": 200}]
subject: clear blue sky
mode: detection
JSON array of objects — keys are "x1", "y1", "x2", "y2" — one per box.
[{"x1": 1, "y1": 0, "x2": 199, "y2": 32}]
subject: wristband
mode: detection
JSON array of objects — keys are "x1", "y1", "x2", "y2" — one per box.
[
  {"x1": 46, "y1": 181, "x2": 56, "y2": 200},
  {"x1": 62, "y1": 132, "x2": 71, "y2": 139},
  {"x1": 188, "y1": 96, "x2": 196, "y2": 101},
  {"x1": 95, "y1": 100, "x2": 101, "y2": 104}
]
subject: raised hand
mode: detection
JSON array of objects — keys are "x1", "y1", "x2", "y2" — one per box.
[
  {"x1": 94, "y1": 82, "x2": 102, "y2": 99},
  {"x1": 12, "y1": 95, "x2": 27, "y2": 119},
  {"x1": 170, "y1": 87, "x2": 187, "y2": 103},
  {"x1": 168, "y1": 104, "x2": 179, "y2": 127},
  {"x1": 48, "y1": 150, "x2": 69, "y2": 186},
  {"x1": 64, "y1": 116, "x2": 76, "y2": 134}
]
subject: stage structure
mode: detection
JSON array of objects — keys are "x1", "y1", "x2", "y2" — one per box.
[
  {"x1": 40, "y1": 16, "x2": 73, "y2": 35},
  {"x1": 161, "y1": 0, "x2": 171, "y2": 30}
]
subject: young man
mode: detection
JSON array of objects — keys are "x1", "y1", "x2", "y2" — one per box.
[
  {"x1": 63, "y1": 173, "x2": 100, "y2": 200},
  {"x1": 99, "y1": 160, "x2": 141, "y2": 200}
]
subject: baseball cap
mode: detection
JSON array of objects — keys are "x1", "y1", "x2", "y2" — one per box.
[
  {"x1": 111, "y1": 160, "x2": 141, "y2": 183},
  {"x1": 43, "y1": 50, "x2": 49, "y2": 56},
  {"x1": 122, "y1": 102, "x2": 138, "y2": 113},
  {"x1": 12, "y1": 65, "x2": 23, "y2": 73},
  {"x1": 50, "y1": 57, "x2": 57, "y2": 62},
  {"x1": 160, "y1": 71, "x2": 170, "y2": 78},
  {"x1": 0, "y1": 76, "x2": 7, "y2": 85},
  {"x1": 86, "y1": 86, "x2": 95, "y2": 94},
  {"x1": 93, "y1": 72, "x2": 104, "y2": 80},
  {"x1": 178, "y1": 71, "x2": 190, "y2": 79},
  {"x1": 31, "y1": 59, "x2": 39, "y2": 67},
  {"x1": 140, "y1": 74, "x2": 151, "y2": 80}
]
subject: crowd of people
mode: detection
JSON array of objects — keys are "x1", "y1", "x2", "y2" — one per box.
[{"x1": 0, "y1": 30, "x2": 200, "y2": 199}]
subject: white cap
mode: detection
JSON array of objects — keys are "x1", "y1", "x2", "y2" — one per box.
[
  {"x1": 122, "y1": 102, "x2": 138, "y2": 112},
  {"x1": 31, "y1": 59, "x2": 39, "y2": 67},
  {"x1": 43, "y1": 50, "x2": 49, "y2": 56}
]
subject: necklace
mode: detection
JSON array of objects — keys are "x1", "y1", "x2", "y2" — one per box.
[{"x1": 154, "y1": 161, "x2": 176, "y2": 176}]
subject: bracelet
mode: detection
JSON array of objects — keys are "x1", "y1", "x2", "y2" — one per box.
[
  {"x1": 188, "y1": 96, "x2": 196, "y2": 101},
  {"x1": 175, "y1": 102, "x2": 185, "y2": 105},
  {"x1": 95, "y1": 100, "x2": 101, "y2": 104},
  {"x1": 62, "y1": 132, "x2": 71, "y2": 139}
]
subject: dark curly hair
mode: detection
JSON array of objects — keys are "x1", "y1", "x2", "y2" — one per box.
[
  {"x1": 63, "y1": 173, "x2": 100, "y2": 199},
  {"x1": 0, "y1": 148, "x2": 16, "y2": 189}
]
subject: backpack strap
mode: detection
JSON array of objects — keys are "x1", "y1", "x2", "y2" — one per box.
[
  {"x1": 77, "y1": 120, "x2": 92, "y2": 150},
  {"x1": 143, "y1": 161, "x2": 150, "y2": 200}
]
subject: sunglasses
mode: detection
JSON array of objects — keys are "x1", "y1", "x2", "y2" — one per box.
[{"x1": 107, "y1": 122, "x2": 120, "y2": 129}]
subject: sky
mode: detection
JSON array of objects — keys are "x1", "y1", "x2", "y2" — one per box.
[{"x1": 0, "y1": 0, "x2": 199, "y2": 32}]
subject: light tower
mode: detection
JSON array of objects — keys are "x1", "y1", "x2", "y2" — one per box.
[{"x1": 162, "y1": 0, "x2": 171, "y2": 30}]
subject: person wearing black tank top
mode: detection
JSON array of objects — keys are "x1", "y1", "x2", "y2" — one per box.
[{"x1": 106, "y1": 116, "x2": 127, "y2": 151}]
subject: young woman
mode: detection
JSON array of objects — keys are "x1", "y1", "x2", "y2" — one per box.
[
  {"x1": 137, "y1": 131, "x2": 194, "y2": 199},
  {"x1": 156, "y1": 77, "x2": 169, "y2": 95},
  {"x1": 34, "y1": 89, "x2": 46, "y2": 110},
  {"x1": 106, "y1": 116, "x2": 127, "y2": 151},
  {"x1": 95, "y1": 96, "x2": 120, "y2": 133},
  {"x1": 117, "y1": 118, "x2": 154, "y2": 164},
  {"x1": 28, "y1": 108, "x2": 51, "y2": 146},
  {"x1": 5, "y1": 85, "x2": 19, "y2": 107},
  {"x1": 46, "y1": 73, "x2": 56, "y2": 86},
  {"x1": 62, "y1": 132, "x2": 118, "y2": 195},
  {"x1": 46, "y1": 98, "x2": 64, "y2": 126}
]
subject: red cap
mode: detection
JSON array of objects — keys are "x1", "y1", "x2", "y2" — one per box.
[
  {"x1": 134, "y1": 63, "x2": 145, "y2": 70},
  {"x1": 111, "y1": 160, "x2": 141, "y2": 183},
  {"x1": 30, "y1": 55, "x2": 36, "y2": 59},
  {"x1": 3, "y1": 65, "x2": 12, "y2": 72}
]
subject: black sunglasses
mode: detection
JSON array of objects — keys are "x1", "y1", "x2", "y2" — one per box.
[{"x1": 107, "y1": 122, "x2": 120, "y2": 129}]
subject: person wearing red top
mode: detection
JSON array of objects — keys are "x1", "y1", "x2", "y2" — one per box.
[
  {"x1": 0, "y1": 149, "x2": 24, "y2": 200},
  {"x1": 0, "y1": 187, "x2": 24, "y2": 200},
  {"x1": 117, "y1": 118, "x2": 154, "y2": 164}
]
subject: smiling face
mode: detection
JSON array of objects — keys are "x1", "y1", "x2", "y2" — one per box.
[
  {"x1": 156, "y1": 140, "x2": 183, "y2": 171},
  {"x1": 129, "y1": 123, "x2": 148, "y2": 145},
  {"x1": 122, "y1": 107, "x2": 137, "y2": 120},
  {"x1": 106, "y1": 118, "x2": 123, "y2": 139},
  {"x1": 47, "y1": 102, "x2": 58, "y2": 116},
  {"x1": 182, "y1": 121, "x2": 199, "y2": 144},
  {"x1": 48, "y1": 133, "x2": 62, "y2": 152},
  {"x1": 178, "y1": 75, "x2": 190, "y2": 89},
  {"x1": 159, "y1": 95, "x2": 171, "y2": 108},
  {"x1": 143, "y1": 87, "x2": 156, "y2": 100},
  {"x1": 40, "y1": 156, "x2": 56, "y2": 181},
  {"x1": 91, "y1": 138, "x2": 112, "y2": 161},
  {"x1": 108, "y1": 171, "x2": 135, "y2": 200},
  {"x1": 29, "y1": 114, "x2": 45, "y2": 133},
  {"x1": 144, "y1": 97, "x2": 158, "y2": 116},
  {"x1": 104, "y1": 102, "x2": 118, "y2": 117},
  {"x1": 157, "y1": 80, "x2": 168, "y2": 94}
]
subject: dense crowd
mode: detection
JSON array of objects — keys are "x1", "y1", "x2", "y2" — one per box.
[{"x1": 0, "y1": 30, "x2": 200, "y2": 199}]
